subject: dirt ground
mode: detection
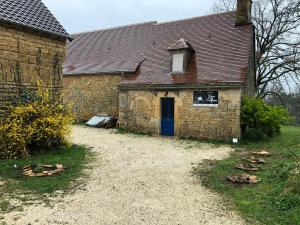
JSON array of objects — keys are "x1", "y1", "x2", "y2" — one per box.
[{"x1": 3, "y1": 126, "x2": 246, "y2": 225}]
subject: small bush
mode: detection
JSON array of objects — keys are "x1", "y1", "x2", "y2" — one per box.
[
  {"x1": 0, "y1": 82, "x2": 74, "y2": 159},
  {"x1": 241, "y1": 96, "x2": 290, "y2": 139}
]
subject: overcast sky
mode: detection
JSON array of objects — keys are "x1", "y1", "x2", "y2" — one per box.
[{"x1": 42, "y1": 0, "x2": 216, "y2": 34}]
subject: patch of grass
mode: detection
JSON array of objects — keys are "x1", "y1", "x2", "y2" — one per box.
[
  {"x1": 192, "y1": 126, "x2": 300, "y2": 225},
  {"x1": 0, "y1": 145, "x2": 87, "y2": 194}
]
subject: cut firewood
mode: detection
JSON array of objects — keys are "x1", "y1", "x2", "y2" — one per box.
[
  {"x1": 22, "y1": 165, "x2": 32, "y2": 170},
  {"x1": 23, "y1": 169, "x2": 33, "y2": 175},
  {"x1": 43, "y1": 165, "x2": 56, "y2": 170},
  {"x1": 23, "y1": 163, "x2": 65, "y2": 177},
  {"x1": 34, "y1": 173, "x2": 47, "y2": 177},
  {"x1": 235, "y1": 164, "x2": 260, "y2": 171},
  {"x1": 48, "y1": 169, "x2": 63, "y2": 174},
  {"x1": 243, "y1": 157, "x2": 266, "y2": 164},
  {"x1": 251, "y1": 151, "x2": 271, "y2": 157},
  {"x1": 227, "y1": 174, "x2": 260, "y2": 184},
  {"x1": 56, "y1": 164, "x2": 64, "y2": 169},
  {"x1": 23, "y1": 168, "x2": 33, "y2": 173},
  {"x1": 22, "y1": 164, "x2": 37, "y2": 170},
  {"x1": 46, "y1": 172, "x2": 53, "y2": 176},
  {"x1": 23, "y1": 170, "x2": 35, "y2": 177},
  {"x1": 249, "y1": 175, "x2": 259, "y2": 184}
]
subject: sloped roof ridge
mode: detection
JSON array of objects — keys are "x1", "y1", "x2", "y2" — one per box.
[
  {"x1": 72, "y1": 21, "x2": 157, "y2": 36},
  {"x1": 71, "y1": 11, "x2": 236, "y2": 37},
  {"x1": 156, "y1": 10, "x2": 236, "y2": 25}
]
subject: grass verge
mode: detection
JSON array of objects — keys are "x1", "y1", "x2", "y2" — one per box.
[
  {"x1": 0, "y1": 145, "x2": 88, "y2": 213},
  {"x1": 192, "y1": 126, "x2": 300, "y2": 225}
]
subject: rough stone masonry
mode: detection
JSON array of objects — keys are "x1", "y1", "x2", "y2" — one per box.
[{"x1": 0, "y1": 23, "x2": 66, "y2": 116}]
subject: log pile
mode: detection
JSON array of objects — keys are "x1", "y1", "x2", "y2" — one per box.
[
  {"x1": 242, "y1": 156, "x2": 266, "y2": 164},
  {"x1": 227, "y1": 174, "x2": 259, "y2": 184},
  {"x1": 235, "y1": 163, "x2": 261, "y2": 171},
  {"x1": 251, "y1": 151, "x2": 272, "y2": 157},
  {"x1": 22, "y1": 164, "x2": 65, "y2": 177},
  {"x1": 227, "y1": 150, "x2": 272, "y2": 185}
]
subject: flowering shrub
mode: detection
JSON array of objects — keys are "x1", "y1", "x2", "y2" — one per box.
[
  {"x1": 0, "y1": 82, "x2": 74, "y2": 159},
  {"x1": 0, "y1": 119, "x2": 29, "y2": 159}
]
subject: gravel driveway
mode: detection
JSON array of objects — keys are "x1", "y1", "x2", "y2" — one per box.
[{"x1": 4, "y1": 126, "x2": 245, "y2": 225}]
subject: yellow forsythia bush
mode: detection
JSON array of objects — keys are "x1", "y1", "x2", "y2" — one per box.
[
  {"x1": 0, "y1": 82, "x2": 74, "y2": 159},
  {"x1": 0, "y1": 119, "x2": 30, "y2": 159}
]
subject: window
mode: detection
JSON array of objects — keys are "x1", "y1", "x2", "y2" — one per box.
[
  {"x1": 172, "y1": 53, "x2": 184, "y2": 72},
  {"x1": 193, "y1": 91, "x2": 219, "y2": 106}
]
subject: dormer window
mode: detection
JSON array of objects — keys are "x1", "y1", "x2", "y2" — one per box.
[
  {"x1": 168, "y1": 38, "x2": 194, "y2": 74},
  {"x1": 172, "y1": 53, "x2": 184, "y2": 72}
]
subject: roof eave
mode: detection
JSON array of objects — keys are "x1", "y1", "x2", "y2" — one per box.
[
  {"x1": 119, "y1": 82, "x2": 243, "y2": 91},
  {"x1": 63, "y1": 70, "x2": 137, "y2": 76},
  {"x1": 0, "y1": 19, "x2": 73, "y2": 41}
]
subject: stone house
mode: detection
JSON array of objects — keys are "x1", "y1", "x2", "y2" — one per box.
[
  {"x1": 0, "y1": 0, "x2": 71, "y2": 115},
  {"x1": 63, "y1": 0, "x2": 256, "y2": 140}
]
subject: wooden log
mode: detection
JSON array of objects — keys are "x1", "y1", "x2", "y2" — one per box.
[
  {"x1": 251, "y1": 151, "x2": 271, "y2": 157},
  {"x1": 243, "y1": 157, "x2": 266, "y2": 164},
  {"x1": 43, "y1": 165, "x2": 56, "y2": 170},
  {"x1": 235, "y1": 165, "x2": 260, "y2": 171},
  {"x1": 227, "y1": 174, "x2": 260, "y2": 184}
]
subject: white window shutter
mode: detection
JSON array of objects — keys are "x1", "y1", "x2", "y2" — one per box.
[{"x1": 172, "y1": 53, "x2": 184, "y2": 72}]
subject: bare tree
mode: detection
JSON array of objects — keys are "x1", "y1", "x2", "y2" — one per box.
[
  {"x1": 213, "y1": 0, "x2": 300, "y2": 98},
  {"x1": 213, "y1": 0, "x2": 236, "y2": 12}
]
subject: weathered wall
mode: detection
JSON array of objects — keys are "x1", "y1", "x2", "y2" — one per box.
[
  {"x1": 63, "y1": 74, "x2": 122, "y2": 120},
  {"x1": 119, "y1": 89, "x2": 242, "y2": 140},
  {"x1": 0, "y1": 24, "x2": 66, "y2": 115}
]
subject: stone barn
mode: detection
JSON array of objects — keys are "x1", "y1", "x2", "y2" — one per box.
[
  {"x1": 63, "y1": 0, "x2": 256, "y2": 140},
  {"x1": 0, "y1": 0, "x2": 71, "y2": 115}
]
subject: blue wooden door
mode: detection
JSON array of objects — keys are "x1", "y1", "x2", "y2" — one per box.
[{"x1": 161, "y1": 98, "x2": 175, "y2": 136}]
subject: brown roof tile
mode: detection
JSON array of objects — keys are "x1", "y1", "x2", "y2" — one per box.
[{"x1": 64, "y1": 22, "x2": 155, "y2": 75}]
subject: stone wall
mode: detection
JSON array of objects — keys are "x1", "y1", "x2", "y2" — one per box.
[
  {"x1": 63, "y1": 74, "x2": 122, "y2": 120},
  {"x1": 0, "y1": 24, "x2": 66, "y2": 115},
  {"x1": 119, "y1": 89, "x2": 242, "y2": 140}
]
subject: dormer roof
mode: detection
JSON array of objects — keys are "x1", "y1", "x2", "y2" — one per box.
[{"x1": 167, "y1": 38, "x2": 193, "y2": 51}]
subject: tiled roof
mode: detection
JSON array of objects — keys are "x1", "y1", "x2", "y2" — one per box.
[
  {"x1": 122, "y1": 12, "x2": 253, "y2": 86},
  {"x1": 64, "y1": 22, "x2": 155, "y2": 75},
  {"x1": 64, "y1": 11, "x2": 254, "y2": 86},
  {"x1": 0, "y1": 0, "x2": 71, "y2": 40}
]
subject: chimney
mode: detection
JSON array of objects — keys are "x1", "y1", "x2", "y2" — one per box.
[{"x1": 236, "y1": 0, "x2": 252, "y2": 26}]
